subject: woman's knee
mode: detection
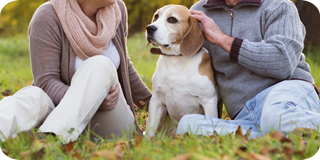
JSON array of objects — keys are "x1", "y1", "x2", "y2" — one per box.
[
  {"x1": 74, "y1": 55, "x2": 118, "y2": 85},
  {"x1": 83, "y1": 55, "x2": 118, "y2": 78},
  {"x1": 17, "y1": 86, "x2": 54, "y2": 110},
  {"x1": 16, "y1": 86, "x2": 42, "y2": 94},
  {"x1": 88, "y1": 55, "x2": 116, "y2": 69}
]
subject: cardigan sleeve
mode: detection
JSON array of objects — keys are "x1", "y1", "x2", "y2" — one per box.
[
  {"x1": 230, "y1": 1, "x2": 306, "y2": 80},
  {"x1": 117, "y1": 0, "x2": 152, "y2": 110},
  {"x1": 28, "y1": 3, "x2": 69, "y2": 106},
  {"x1": 122, "y1": 1, "x2": 152, "y2": 110},
  {"x1": 127, "y1": 59, "x2": 152, "y2": 110}
]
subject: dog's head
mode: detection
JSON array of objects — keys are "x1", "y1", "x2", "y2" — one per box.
[{"x1": 146, "y1": 5, "x2": 204, "y2": 56}]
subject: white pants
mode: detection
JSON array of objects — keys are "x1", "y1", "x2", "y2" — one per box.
[
  {"x1": 0, "y1": 86, "x2": 54, "y2": 141},
  {"x1": 0, "y1": 56, "x2": 135, "y2": 143}
]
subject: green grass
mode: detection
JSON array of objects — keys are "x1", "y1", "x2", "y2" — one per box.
[
  {"x1": 1, "y1": 34, "x2": 320, "y2": 159},
  {"x1": 0, "y1": 34, "x2": 32, "y2": 98},
  {"x1": 127, "y1": 33, "x2": 159, "y2": 90},
  {"x1": 304, "y1": 45, "x2": 320, "y2": 87}
]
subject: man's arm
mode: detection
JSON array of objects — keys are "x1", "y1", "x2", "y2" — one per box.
[{"x1": 191, "y1": 2, "x2": 306, "y2": 80}]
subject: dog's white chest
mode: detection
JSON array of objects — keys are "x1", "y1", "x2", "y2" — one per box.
[{"x1": 152, "y1": 52, "x2": 216, "y2": 121}]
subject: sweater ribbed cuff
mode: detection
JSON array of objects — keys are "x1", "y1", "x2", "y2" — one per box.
[{"x1": 230, "y1": 38, "x2": 244, "y2": 62}]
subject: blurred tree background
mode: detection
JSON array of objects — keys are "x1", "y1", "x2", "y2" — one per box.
[
  {"x1": 0, "y1": 0, "x2": 48, "y2": 36},
  {"x1": 0, "y1": 0, "x2": 196, "y2": 37},
  {"x1": 296, "y1": 0, "x2": 320, "y2": 47},
  {"x1": 124, "y1": 0, "x2": 196, "y2": 33},
  {"x1": 0, "y1": 0, "x2": 319, "y2": 48}
]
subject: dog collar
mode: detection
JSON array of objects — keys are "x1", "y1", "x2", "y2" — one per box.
[{"x1": 150, "y1": 48, "x2": 183, "y2": 56}]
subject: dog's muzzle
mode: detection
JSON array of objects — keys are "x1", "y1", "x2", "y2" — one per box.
[
  {"x1": 146, "y1": 25, "x2": 157, "y2": 42},
  {"x1": 146, "y1": 25, "x2": 157, "y2": 35}
]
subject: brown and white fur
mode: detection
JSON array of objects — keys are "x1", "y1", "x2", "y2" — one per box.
[{"x1": 145, "y1": 5, "x2": 218, "y2": 137}]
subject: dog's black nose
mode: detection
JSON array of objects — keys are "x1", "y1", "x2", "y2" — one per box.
[{"x1": 146, "y1": 25, "x2": 157, "y2": 35}]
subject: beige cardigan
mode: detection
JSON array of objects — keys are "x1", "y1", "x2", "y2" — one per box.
[{"x1": 28, "y1": 0, "x2": 152, "y2": 116}]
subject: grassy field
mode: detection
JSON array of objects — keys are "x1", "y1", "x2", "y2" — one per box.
[{"x1": 1, "y1": 34, "x2": 320, "y2": 159}]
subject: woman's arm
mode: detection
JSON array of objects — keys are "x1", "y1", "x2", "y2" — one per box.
[
  {"x1": 127, "y1": 60, "x2": 152, "y2": 110},
  {"x1": 118, "y1": 0, "x2": 152, "y2": 110},
  {"x1": 231, "y1": 2, "x2": 305, "y2": 80},
  {"x1": 28, "y1": 3, "x2": 69, "y2": 106}
]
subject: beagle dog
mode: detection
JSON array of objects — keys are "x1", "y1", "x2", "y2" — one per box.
[{"x1": 145, "y1": 5, "x2": 218, "y2": 137}]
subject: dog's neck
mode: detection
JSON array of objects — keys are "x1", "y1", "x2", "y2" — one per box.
[
  {"x1": 150, "y1": 44, "x2": 183, "y2": 56},
  {"x1": 150, "y1": 44, "x2": 202, "y2": 57},
  {"x1": 150, "y1": 48, "x2": 183, "y2": 56}
]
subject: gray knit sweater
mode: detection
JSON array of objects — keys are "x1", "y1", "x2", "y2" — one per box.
[{"x1": 191, "y1": 0, "x2": 314, "y2": 119}]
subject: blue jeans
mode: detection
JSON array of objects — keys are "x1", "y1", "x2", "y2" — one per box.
[{"x1": 176, "y1": 80, "x2": 320, "y2": 138}]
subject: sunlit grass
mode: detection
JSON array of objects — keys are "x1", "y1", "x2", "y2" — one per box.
[
  {"x1": 0, "y1": 35, "x2": 32, "y2": 99},
  {"x1": 0, "y1": 34, "x2": 320, "y2": 159},
  {"x1": 127, "y1": 33, "x2": 158, "y2": 90},
  {"x1": 304, "y1": 45, "x2": 320, "y2": 89}
]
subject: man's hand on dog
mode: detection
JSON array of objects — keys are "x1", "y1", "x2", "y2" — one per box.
[
  {"x1": 98, "y1": 84, "x2": 120, "y2": 112},
  {"x1": 191, "y1": 10, "x2": 235, "y2": 53}
]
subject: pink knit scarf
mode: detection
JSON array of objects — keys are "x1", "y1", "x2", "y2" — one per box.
[{"x1": 51, "y1": 0, "x2": 121, "y2": 60}]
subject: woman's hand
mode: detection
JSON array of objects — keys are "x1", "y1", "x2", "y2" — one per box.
[
  {"x1": 98, "y1": 84, "x2": 120, "y2": 112},
  {"x1": 191, "y1": 10, "x2": 235, "y2": 53}
]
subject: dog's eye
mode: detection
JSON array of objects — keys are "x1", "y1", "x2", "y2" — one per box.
[
  {"x1": 167, "y1": 17, "x2": 178, "y2": 23},
  {"x1": 154, "y1": 14, "x2": 159, "y2": 21}
]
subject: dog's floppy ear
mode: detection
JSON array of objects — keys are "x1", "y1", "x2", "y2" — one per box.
[{"x1": 180, "y1": 16, "x2": 204, "y2": 56}]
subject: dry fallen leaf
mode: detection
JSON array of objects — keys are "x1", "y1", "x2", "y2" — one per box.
[
  {"x1": 135, "y1": 132, "x2": 142, "y2": 148},
  {"x1": 271, "y1": 131, "x2": 292, "y2": 143},
  {"x1": 20, "y1": 150, "x2": 32, "y2": 160},
  {"x1": 221, "y1": 112, "x2": 231, "y2": 120},
  {"x1": 19, "y1": 139, "x2": 49, "y2": 160},
  {"x1": 221, "y1": 153, "x2": 231, "y2": 160},
  {"x1": 27, "y1": 81, "x2": 32, "y2": 86},
  {"x1": 235, "y1": 147, "x2": 247, "y2": 159},
  {"x1": 207, "y1": 132, "x2": 219, "y2": 140},
  {"x1": 239, "y1": 146, "x2": 247, "y2": 152},
  {"x1": 298, "y1": 138, "x2": 306, "y2": 155},
  {"x1": 268, "y1": 148, "x2": 281, "y2": 154},
  {"x1": 2, "y1": 89, "x2": 11, "y2": 96},
  {"x1": 115, "y1": 140, "x2": 128, "y2": 148},
  {"x1": 113, "y1": 144, "x2": 125, "y2": 158},
  {"x1": 171, "y1": 154, "x2": 192, "y2": 160},
  {"x1": 91, "y1": 149, "x2": 116, "y2": 160},
  {"x1": 64, "y1": 141, "x2": 74, "y2": 154},
  {"x1": 170, "y1": 133, "x2": 184, "y2": 139},
  {"x1": 260, "y1": 143, "x2": 270, "y2": 158},
  {"x1": 247, "y1": 152, "x2": 271, "y2": 160},
  {"x1": 244, "y1": 128, "x2": 252, "y2": 139},
  {"x1": 282, "y1": 145, "x2": 295, "y2": 156},
  {"x1": 1, "y1": 148, "x2": 8, "y2": 155},
  {"x1": 84, "y1": 139, "x2": 97, "y2": 151},
  {"x1": 235, "y1": 147, "x2": 271, "y2": 160},
  {"x1": 170, "y1": 139, "x2": 179, "y2": 146},
  {"x1": 235, "y1": 126, "x2": 243, "y2": 138},
  {"x1": 193, "y1": 153, "x2": 219, "y2": 160}
]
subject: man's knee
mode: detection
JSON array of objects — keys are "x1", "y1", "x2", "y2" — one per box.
[
  {"x1": 260, "y1": 108, "x2": 280, "y2": 133},
  {"x1": 176, "y1": 114, "x2": 198, "y2": 134}
]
